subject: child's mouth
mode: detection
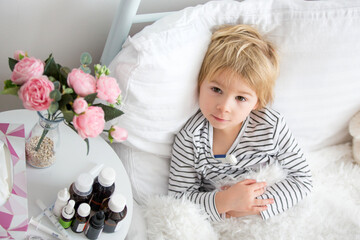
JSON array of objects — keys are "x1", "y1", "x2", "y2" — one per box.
[{"x1": 212, "y1": 115, "x2": 228, "y2": 122}]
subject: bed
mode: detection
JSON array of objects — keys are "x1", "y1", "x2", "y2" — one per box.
[{"x1": 100, "y1": 0, "x2": 360, "y2": 239}]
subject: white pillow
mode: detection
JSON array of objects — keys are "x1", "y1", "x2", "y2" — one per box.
[
  {"x1": 110, "y1": 0, "x2": 360, "y2": 156},
  {"x1": 109, "y1": 0, "x2": 360, "y2": 204}
]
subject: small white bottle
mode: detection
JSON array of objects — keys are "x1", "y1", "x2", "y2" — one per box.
[{"x1": 53, "y1": 188, "x2": 70, "y2": 217}]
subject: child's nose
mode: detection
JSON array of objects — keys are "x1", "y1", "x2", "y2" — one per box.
[{"x1": 217, "y1": 98, "x2": 232, "y2": 112}]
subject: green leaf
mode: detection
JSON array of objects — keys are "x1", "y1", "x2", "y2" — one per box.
[
  {"x1": 0, "y1": 86, "x2": 19, "y2": 95},
  {"x1": 58, "y1": 93, "x2": 75, "y2": 122},
  {"x1": 3, "y1": 79, "x2": 16, "y2": 89},
  {"x1": 44, "y1": 56, "x2": 59, "y2": 79},
  {"x1": 45, "y1": 53, "x2": 53, "y2": 62},
  {"x1": 49, "y1": 76, "x2": 57, "y2": 82},
  {"x1": 60, "y1": 66, "x2": 70, "y2": 79},
  {"x1": 80, "y1": 65, "x2": 91, "y2": 74},
  {"x1": 93, "y1": 103, "x2": 124, "y2": 121},
  {"x1": 84, "y1": 93, "x2": 97, "y2": 104},
  {"x1": 48, "y1": 101, "x2": 59, "y2": 114},
  {"x1": 61, "y1": 108, "x2": 75, "y2": 123},
  {"x1": 59, "y1": 66, "x2": 70, "y2": 86},
  {"x1": 80, "y1": 52, "x2": 92, "y2": 65},
  {"x1": 63, "y1": 88, "x2": 74, "y2": 94},
  {"x1": 8, "y1": 58, "x2": 18, "y2": 71},
  {"x1": 53, "y1": 81, "x2": 60, "y2": 90},
  {"x1": 50, "y1": 89, "x2": 61, "y2": 101},
  {"x1": 58, "y1": 93, "x2": 73, "y2": 105}
]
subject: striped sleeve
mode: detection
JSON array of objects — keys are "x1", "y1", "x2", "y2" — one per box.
[
  {"x1": 259, "y1": 115, "x2": 313, "y2": 220},
  {"x1": 168, "y1": 127, "x2": 222, "y2": 222}
]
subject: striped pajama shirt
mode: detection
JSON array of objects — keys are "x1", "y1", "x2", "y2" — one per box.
[{"x1": 168, "y1": 107, "x2": 313, "y2": 222}]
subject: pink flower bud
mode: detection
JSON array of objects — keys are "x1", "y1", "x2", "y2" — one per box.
[
  {"x1": 110, "y1": 126, "x2": 128, "y2": 142},
  {"x1": 73, "y1": 97, "x2": 88, "y2": 114},
  {"x1": 13, "y1": 50, "x2": 26, "y2": 61}
]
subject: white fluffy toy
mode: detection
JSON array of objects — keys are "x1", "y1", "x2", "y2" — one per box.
[
  {"x1": 349, "y1": 111, "x2": 360, "y2": 164},
  {"x1": 142, "y1": 144, "x2": 360, "y2": 240}
]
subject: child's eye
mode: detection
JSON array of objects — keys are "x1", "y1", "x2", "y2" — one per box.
[
  {"x1": 211, "y1": 87, "x2": 222, "y2": 94},
  {"x1": 236, "y1": 96, "x2": 246, "y2": 102}
]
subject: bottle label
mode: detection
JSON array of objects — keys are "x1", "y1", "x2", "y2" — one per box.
[
  {"x1": 76, "y1": 222, "x2": 86, "y2": 232},
  {"x1": 59, "y1": 218, "x2": 72, "y2": 229},
  {"x1": 84, "y1": 223, "x2": 89, "y2": 235}
]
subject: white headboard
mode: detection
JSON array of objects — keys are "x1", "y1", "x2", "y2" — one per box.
[{"x1": 100, "y1": 0, "x2": 173, "y2": 66}]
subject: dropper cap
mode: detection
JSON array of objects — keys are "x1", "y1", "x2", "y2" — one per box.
[
  {"x1": 58, "y1": 187, "x2": 70, "y2": 201},
  {"x1": 90, "y1": 211, "x2": 105, "y2": 228},
  {"x1": 62, "y1": 200, "x2": 75, "y2": 219},
  {"x1": 108, "y1": 193, "x2": 126, "y2": 213},
  {"x1": 98, "y1": 167, "x2": 116, "y2": 187}
]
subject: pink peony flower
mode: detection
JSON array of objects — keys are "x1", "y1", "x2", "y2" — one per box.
[
  {"x1": 18, "y1": 76, "x2": 54, "y2": 111},
  {"x1": 73, "y1": 97, "x2": 88, "y2": 114},
  {"x1": 96, "y1": 76, "x2": 121, "y2": 104},
  {"x1": 13, "y1": 50, "x2": 26, "y2": 61},
  {"x1": 110, "y1": 126, "x2": 128, "y2": 142},
  {"x1": 67, "y1": 68, "x2": 96, "y2": 97},
  {"x1": 11, "y1": 57, "x2": 44, "y2": 85},
  {"x1": 73, "y1": 106, "x2": 105, "y2": 139}
]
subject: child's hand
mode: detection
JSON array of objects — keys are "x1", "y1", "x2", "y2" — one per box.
[
  {"x1": 215, "y1": 179, "x2": 274, "y2": 215},
  {"x1": 225, "y1": 210, "x2": 259, "y2": 218}
]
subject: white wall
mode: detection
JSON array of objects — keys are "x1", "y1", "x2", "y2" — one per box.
[{"x1": 0, "y1": 0, "x2": 209, "y2": 112}]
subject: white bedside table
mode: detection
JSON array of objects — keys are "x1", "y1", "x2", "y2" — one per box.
[{"x1": 0, "y1": 109, "x2": 133, "y2": 240}]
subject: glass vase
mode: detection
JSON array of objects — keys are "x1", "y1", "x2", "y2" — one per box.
[{"x1": 25, "y1": 111, "x2": 63, "y2": 168}]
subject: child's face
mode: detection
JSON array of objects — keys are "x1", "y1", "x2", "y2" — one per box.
[{"x1": 199, "y1": 68, "x2": 258, "y2": 133}]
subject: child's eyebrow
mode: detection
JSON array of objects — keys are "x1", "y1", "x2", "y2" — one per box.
[
  {"x1": 211, "y1": 80, "x2": 254, "y2": 97},
  {"x1": 236, "y1": 90, "x2": 253, "y2": 97}
]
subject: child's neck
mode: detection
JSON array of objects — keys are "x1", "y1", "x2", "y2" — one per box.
[{"x1": 212, "y1": 123, "x2": 242, "y2": 155}]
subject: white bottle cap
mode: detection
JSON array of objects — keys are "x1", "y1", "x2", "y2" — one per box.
[
  {"x1": 77, "y1": 203, "x2": 91, "y2": 217},
  {"x1": 58, "y1": 187, "x2": 70, "y2": 201},
  {"x1": 98, "y1": 167, "x2": 116, "y2": 187},
  {"x1": 62, "y1": 199, "x2": 75, "y2": 219},
  {"x1": 75, "y1": 173, "x2": 93, "y2": 193},
  {"x1": 108, "y1": 193, "x2": 126, "y2": 213},
  {"x1": 53, "y1": 187, "x2": 70, "y2": 217}
]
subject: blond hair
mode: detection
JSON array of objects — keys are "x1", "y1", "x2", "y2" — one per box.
[{"x1": 198, "y1": 24, "x2": 279, "y2": 109}]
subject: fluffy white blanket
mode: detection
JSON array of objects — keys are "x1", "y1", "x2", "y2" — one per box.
[{"x1": 142, "y1": 143, "x2": 360, "y2": 240}]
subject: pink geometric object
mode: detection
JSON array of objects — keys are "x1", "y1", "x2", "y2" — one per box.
[{"x1": 0, "y1": 123, "x2": 28, "y2": 239}]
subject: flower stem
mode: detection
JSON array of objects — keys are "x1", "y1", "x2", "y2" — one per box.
[{"x1": 35, "y1": 127, "x2": 49, "y2": 151}]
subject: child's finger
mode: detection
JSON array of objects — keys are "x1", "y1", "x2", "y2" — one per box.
[
  {"x1": 254, "y1": 198, "x2": 274, "y2": 206},
  {"x1": 250, "y1": 181, "x2": 267, "y2": 191},
  {"x1": 253, "y1": 187, "x2": 266, "y2": 196},
  {"x1": 240, "y1": 179, "x2": 257, "y2": 185},
  {"x1": 221, "y1": 185, "x2": 230, "y2": 190},
  {"x1": 252, "y1": 205, "x2": 268, "y2": 212}
]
